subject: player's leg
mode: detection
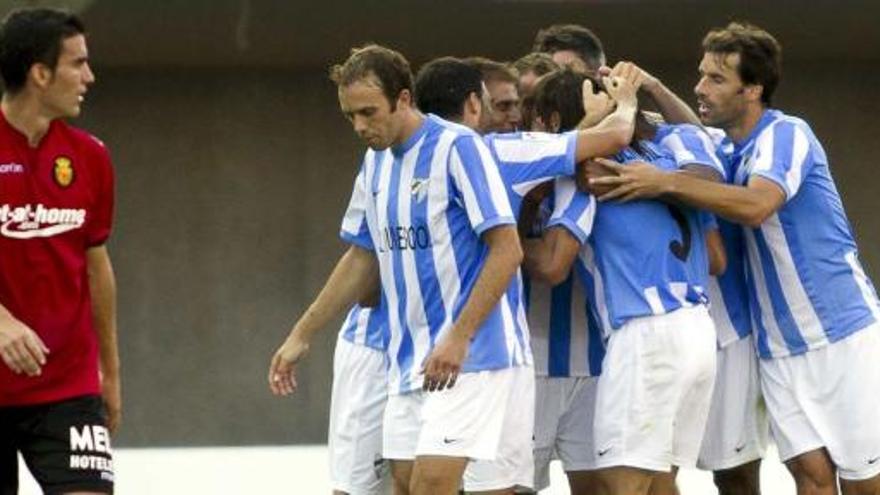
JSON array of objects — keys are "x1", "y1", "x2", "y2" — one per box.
[
  {"x1": 383, "y1": 391, "x2": 424, "y2": 495},
  {"x1": 765, "y1": 325, "x2": 880, "y2": 495},
  {"x1": 18, "y1": 396, "x2": 114, "y2": 495},
  {"x1": 591, "y1": 315, "x2": 675, "y2": 495},
  {"x1": 595, "y1": 466, "x2": 654, "y2": 495},
  {"x1": 328, "y1": 335, "x2": 390, "y2": 495},
  {"x1": 391, "y1": 460, "x2": 415, "y2": 495},
  {"x1": 594, "y1": 306, "x2": 715, "y2": 495},
  {"x1": 840, "y1": 474, "x2": 880, "y2": 495},
  {"x1": 713, "y1": 460, "x2": 762, "y2": 495},
  {"x1": 1, "y1": 407, "x2": 19, "y2": 495},
  {"x1": 530, "y1": 376, "x2": 563, "y2": 494},
  {"x1": 785, "y1": 449, "x2": 838, "y2": 495},
  {"x1": 556, "y1": 376, "x2": 601, "y2": 495},
  {"x1": 413, "y1": 368, "x2": 517, "y2": 495},
  {"x1": 647, "y1": 467, "x2": 679, "y2": 495},
  {"x1": 463, "y1": 366, "x2": 536, "y2": 494},
  {"x1": 698, "y1": 336, "x2": 768, "y2": 495}
]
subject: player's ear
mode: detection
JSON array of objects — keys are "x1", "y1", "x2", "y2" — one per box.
[
  {"x1": 28, "y1": 62, "x2": 54, "y2": 90},
  {"x1": 397, "y1": 89, "x2": 413, "y2": 110},
  {"x1": 550, "y1": 111, "x2": 562, "y2": 133},
  {"x1": 744, "y1": 84, "x2": 763, "y2": 103}
]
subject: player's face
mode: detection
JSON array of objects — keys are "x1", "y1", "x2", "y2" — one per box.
[
  {"x1": 43, "y1": 34, "x2": 95, "y2": 119},
  {"x1": 694, "y1": 52, "x2": 748, "y2": 129},
  {"x1": 482, "y1": 80, "x2": 521, "y2": 133},
  {"x1": 338, "y1": 77, "x2": 402, "y2": 150}
]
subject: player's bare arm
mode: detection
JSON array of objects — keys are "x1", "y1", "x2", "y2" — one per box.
[
  {"x1": 0, "y1": 304, "x2": 49, "y2": 377},
  {"x1": 87, "y1": 245, "x2": 122, "y2": 434},
  {"x1": 522, "y1": 227, "x2": 581, "y2": 286},
  {"x1": 421, "y1": 225, "x2": 522, "y2": 392},
  {"x1": 705, "y1": 228, "x2": 727, "y2": 276},
  {"x1": 590, "y1": 161, "x2": 785, "y2": 227},
  {"x1": 268, "y1": 245, "x2": 379, "y2": 396},
  {"x1": 605, "y1": 61, "x2": 701, "y2": 126}
]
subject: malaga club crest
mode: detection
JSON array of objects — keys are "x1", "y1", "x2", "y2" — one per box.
[{"x1": 53, "y1": 156, "x2": 74, "y2": 187}]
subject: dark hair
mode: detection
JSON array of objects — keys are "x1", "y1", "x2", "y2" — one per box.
[
  {"x1": 532, "y1": 24, "x2": 605, "y2": 72},
  {"x1": 415, "y1": 56, "x2": 482, "y2": 121},
  {"x1": 513, "y1": 52, "x2": 559, "y2": 78},
  {"x1": 702, "y1": 22, "x2": 782, "y2": 106},
  {"x1": 532, "y1": 68, "x2": 588, "y2": 132},
  {"x1": 330, "y1": 44, "x2": 414, "y2": 109},
  {"x1": 462, "y1": 56, "x2": 518, "y2": 85},
  {"x1": 0, "y1": 8, "x2": 85, "y2": 93}
]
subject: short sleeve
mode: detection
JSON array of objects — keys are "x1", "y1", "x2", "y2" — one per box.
[
  {"x1": 85, "y1": 140, "x2": 114, "y2": 247},
  {"x1": 547, "y1": 176, "x2": 594, "y2": 245},
  {"x1": 340, "y1": 159, "x2": 375, "y2": 251},
  {"x1": 657, "y1": 124, "x2": 726, "y2": 180},
  {"x1": 748, "y1": 120, "x2": 814, "y2": 202},
  {"x1": 487, "y1": 130, "x2": 577, "y2": 199},
  {"x1": 449, "y1": 135, "x2": 515, "y2": 235}
]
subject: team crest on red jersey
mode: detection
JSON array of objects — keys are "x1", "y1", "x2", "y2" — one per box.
[{"x1": 53, "y1": 156, "x2": 74, "y2": 187}]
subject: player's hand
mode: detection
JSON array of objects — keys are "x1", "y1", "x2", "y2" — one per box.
[
  {"x1": 588, "y1": 158, "x2": 671, "y2": 202},
  {"x1": 581, "y1": 79, "x2": 615, "y2": 128},
  {"x1": 577, "y1": 159, "x2": 620, "y2": 197},
  {"x1": 268, "y1": 334, "x2": 310, "y2": 396},
  {"x1": 421, "y1": 331, "x2": 469, "y2": 392},
  {"x1": 0, "y1": 314, "x2": 49, "y2": 376},
  {"x1": 101, "y1": 371, "x2": 122, "y2": 434},
  {"x1": 609, "y1": 61, "x2": 659, "y2": 93},
  {"x1": 601, "y1": 75, "x2": 638, "y2": 112}
]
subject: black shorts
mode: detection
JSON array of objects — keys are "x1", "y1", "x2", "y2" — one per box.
[{"x1": 1, "y1": 395, "x2": 114, "y2": 495}]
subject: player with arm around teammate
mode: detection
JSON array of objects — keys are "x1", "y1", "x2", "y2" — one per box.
[
  {"x1": 413, "y1": 57, "x2": 638, "y2": 494},
  {"x1": 523, "y1": 68, "x2": 723, "y2": 495},
  {"x1": 590, "y1": 22, "x2": 880, "y2": 495}
]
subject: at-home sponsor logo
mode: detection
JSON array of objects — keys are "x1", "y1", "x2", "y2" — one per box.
[
  {"x1": 0, "y1": 162, "x2": 24, "y2": 174},
  {"x1": 0, "y1": 203, "x2": 86, "y2": 239}
]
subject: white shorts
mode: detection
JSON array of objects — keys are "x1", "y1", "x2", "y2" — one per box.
[
  {"x1": 463, "y1": 365, "x2": 536, "y2": 492},
  {"x1": 760, "y1": 322, "x2": 880, "y2": 481},
  {"x1": 593, "y1": 305, "x2": 717, "y2": 472},
  {"x1": 697, "y1": 335, "x2": 769, "y2": 471},
  {"x1": 328, "y1": 336, "x2": 390, "y2": 494},
  {"x1": 532, "y1": 376, "x2": 599, "y2": 491},
  {"x1": 382, "y1": 366, "x2": 516, "y2": 462}
]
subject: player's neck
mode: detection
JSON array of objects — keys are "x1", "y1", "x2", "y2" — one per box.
[
  {"x1": 725, "y1": 104, "x2": 764, "y2": 144},
  {"x1": 394, "y1": 109, "x2": 425, "y2": 148},
  {"x1": 1, "y1": 93, "x2": 55, "y2": 147}
]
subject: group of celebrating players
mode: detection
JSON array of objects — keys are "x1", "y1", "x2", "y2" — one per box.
[
  {"x1": 0, "y1": 5, "x2": 877, "y2": 495},
  {"x1": 268, "y1": 21, "x2": 880, "y2": 495}
]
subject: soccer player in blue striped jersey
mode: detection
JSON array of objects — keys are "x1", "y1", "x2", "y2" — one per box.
[
  {"x1": 592, "y1": 62, "x2": 771, "y2": 495},
  {"x1": 591, "y1": 22, "x2": 880, "y2": 495},
  {"x1": 413, "y1": 56, "x2": 638, "y2": 494},
  {"x1": 269, "y1": 44, "x2": 525, "y2": 495},
  {"x1": 523, "y1": 69, "x2": 721, "y2": 495}
]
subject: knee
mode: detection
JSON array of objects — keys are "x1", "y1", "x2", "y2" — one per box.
[
  {"x1": 789, "y1": 459, "x2": 837, "y2": 494},
  {"x1": 713, "y1": 463, "x2": 760, "y2": 495}
]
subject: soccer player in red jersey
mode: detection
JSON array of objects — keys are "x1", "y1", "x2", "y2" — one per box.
[{"x1": 0, "y1": 8, "x2": 119, "y2": 494}]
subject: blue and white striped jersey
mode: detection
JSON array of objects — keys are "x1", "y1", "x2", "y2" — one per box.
[
  {"x1": 703, "y1": 212, "x2": 753, "y2": 348},
  {"x1": 551, "y1": 133, "x2": 714, "y2": 335},
  {"x1": 655, "y1": 123, "x2": 726, "y2": 177},
  {"x1": 339, "y1": 304, "x2": 387, "y2": 351},
  {"x1": 484, "y1": 130, "x2": 577, "y2": 211},
  {"x1": 528, "y1": 179, "x2": 605, "y2": 377},
  {"x1": 340, "y1": 114, "x2": 526, "y2": 395},
  {"x1": 724, "y1": 109, "x2": 880, "y2": 358}
]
